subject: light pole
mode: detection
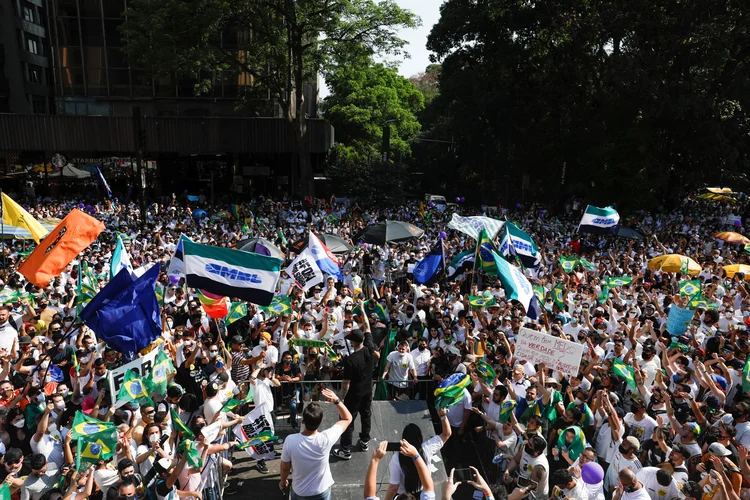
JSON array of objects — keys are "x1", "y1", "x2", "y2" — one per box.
[{"x1": 381, "y1": 119, "x2": 397, "y2": 163}]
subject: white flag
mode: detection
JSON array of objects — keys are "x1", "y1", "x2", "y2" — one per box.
[
  {"x1": 286, "y1": 248, "x2": 324, "y2": 292},
  {"x1": 233, "y1": 402, "x2": 276, "y2": 460}
]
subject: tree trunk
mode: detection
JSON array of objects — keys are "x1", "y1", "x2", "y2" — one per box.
[{"x1": 292, "y1": 32, "x2": 314, "y2": 198}]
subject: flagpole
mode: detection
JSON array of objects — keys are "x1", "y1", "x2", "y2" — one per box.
[{"x1": 1, "y1": 188, "x2": 4, "y2": 271}]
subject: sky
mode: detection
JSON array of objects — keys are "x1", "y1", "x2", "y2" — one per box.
[{"x1": 318, "y1": 0, "x2": 442, "y2": 99}]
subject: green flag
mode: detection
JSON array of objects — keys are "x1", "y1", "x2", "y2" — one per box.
[
  {"x1": 0, "y1": 482, "x2": 10, "y2": 500},
  {"x1": 227, "y1": 302, "x2": 248, "y2": 325},
  {"x1": 235, "y1": 430, "x2": 279, "y2": 450},
  {"x1": 605, "y1": 276, "x2": 633, "y2": 287},
  {"x1": 475, "y1": 229, "x2": 499, "y2": 275},
  {"x1": 434, "y1": 373, "x2": 472, "y2": 409},
  {"x1": 277, "y1": 228, "x2": 288, "y2": 245},
  {"x1": 468, "y1": 296, "x2": 497, "y2": 308},
  {"x1": 533, "y1": 286, "x2": 545, "y2": 304},
  {"x1": 76, "y1": 427, "x2": 117, "y2": 471},
  {"x1": 170, "y1": 407, "x2": 195, "y2": 439},
  {"x1": 259, "y1": 295, "x2": 292, "y2": 317},
  {"x1": 744, "y1": 243, "x2": 750, "y2": 255},
  {"x1": 177, "y1": 439, "x2": 204, "y2": 469},
  {"x1": 679, "y1": 279, "x2": 701, "y2": 297},
  {"x1": 612, "y1": 358, "x2": 637, "y2": 391},
  {"x1": 553, "y1": 283, "x2": 565, "y2": 309},
  {"x1": 597, "y1": 285, "x2": 610, "y2": 305},
  {"x1": 150, "y1": 350, "x2": 175, "y2": 395},
  {"x1": 475, "y1": 359, "x2": 496, "y2": 385},
  {"x1": 498, "y1": 400, "x2": 517, "y2": 423},
  {"x1": 221, "y1": 392, "x2": 254, "y2": 413},
  {"x1": 688, "y1": 292, "x2": 718, "y2": 310},
  {"x1": 117, "y1": 369, "x2": 155, "y2": 405},
  {"x1": 71, "y1": 411, "x2": 115, "y2": 439},
  {"x1": 289, "y1": 338, "x2": 328, "y2": 348},
  {"x1": 559, "y1": 256, "x2": 578, "y2": 273},
  {"x1": 353, "y1": 300, "x2": 388, "y2": 322},
  {"x1": 680, "y1": 258, "x2": 690, "y2": 275},
  {"x1": 579, "y1": 258, "x2": 596, "y2": 272}
]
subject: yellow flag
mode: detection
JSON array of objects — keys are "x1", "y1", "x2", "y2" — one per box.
[{"x1": 2, "y1": 193, "x2": 48, "y2": 243}]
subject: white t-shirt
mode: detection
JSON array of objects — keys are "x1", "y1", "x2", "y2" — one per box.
[
  {"x1": 621, "y1": 488, "x2": 651, "y2": 500},
  {"x1": 446, "y1": 390, "x2": 472, "y2": 428},
  {"x1": 636, "y1": 467, "x2": 681, "y2": 500},
  {"x1": 387, "y1": 351, "x2": 416, "y2": 388},
  {"x1": 624, "y1": 413, "x2": 658, "y2": 441},
  {"x1": 366, "y1": 493, "x2": 435, "y2": 500},
  {"x1": 253, "y1": 377, "x2": 274, "y2": 409},
  {"x1": 595, "y1": 420, "x2": 624, "y2": 465},
  {"x1": 388, "y1": 435, "x2": 444, "y2": 495},
  {"x1": 410, "y1": 348, "x2": 431, "y2": 377},
  {"x1": 203, "y1": 396, "x2": 224, "y2": 424},
  {"x1": 30, "y1": 430, "x2": 65, "y2": 467},
  {"x1": 251, "y1": 345, "x2": 279, "y2": 366},
  {"x1": 604, "y1": 451, "x2": 642, "y2": 490},
  {"x1": 280, "y1": 425, "x2": 344, "y2": 496}
]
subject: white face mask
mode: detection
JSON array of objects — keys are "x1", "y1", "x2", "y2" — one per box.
[
  {"x1": 60, "y1": 388, "x2": 69, "y2": 398},
  {"x1": 50, "y1": 299, "x2": 58, "y2": 305},
  {"x1": 48, "y1": 423, "x2": 58, "y2": 434},
  {"x1": 259, "y1": 341, "x2": 267, "y2": 348},
  {"x1": 55, "y1": 402, "x2": 65, "y2": 411},
  {"x1": 36, "y1": 392, "x2": 46, "y2": 403},
  {"x1": 149, "y1": 433, "x2": 160, "y2": 444},
  {"x1": 167, "y1": 320, "x2": 173, "y2": 329},
  {"x1": 574, "y1": 398, "x2": 584, "y2": 406},
  {"x1": 13, "y1": 419, "x2": 25, "y2": 428}
]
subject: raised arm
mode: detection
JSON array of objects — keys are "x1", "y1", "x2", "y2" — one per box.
[{"x1": 322, "y1": 388, "x2": 352, "y2": 433}]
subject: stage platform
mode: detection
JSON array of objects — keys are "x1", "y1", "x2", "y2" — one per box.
[{"x1": 315, "y1": 400, "x2": 447, "y2": 499}]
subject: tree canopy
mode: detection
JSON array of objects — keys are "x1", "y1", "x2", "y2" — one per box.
[{"x1": 422, "y1": 0, "x2": 750, "y2": 210}]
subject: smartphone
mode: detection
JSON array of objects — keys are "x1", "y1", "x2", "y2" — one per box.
[
  {"x1": 386, "y1": 442, "x2": 401, "y2": 452},
  {"x1": 454, "y1": 468, "x2": 473, "y2": 483},
  {"x1": 518, "y1": 476, "x2": 538, "y2": 489}
]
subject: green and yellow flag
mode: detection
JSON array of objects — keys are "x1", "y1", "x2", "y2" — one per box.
[
  {"x1": 150, "y1": 350, "x2": 175, "y2": 395},
  {"x1": 170, "y1": 407, "x2": 195, "y2": 439},
  {"x1": 498, "y1": 400, "x2": 517, "y2": 423},
  {"x1": 688, "y1": 292, "x2": 718, "y2": 310},
  {"x1": 221, "y1": 392, "x2": 254, "y2": 413},
  {"x1": 0, "y1": 481, "x2": 10, "y2": 500},
  {"x1": 475, "y1": 229, "x2": 498, "y2": 275},
  {"x1": 475, "y1": 359, "x2": 496, "y2": 385},
  {"x1": 434, "y1": 373, "x2": 472, "y2": 409},
  {"x1": 533, "y1": 286, "x2": 545, "y2": 304},
  {"x1": 559, "y1": 256, "x2": 578, "y2": 273},
  {"x1": 605, "y1": 276, "x2": 633, "y2": 287},
  {"x1": 597, "y1": 285, "x2": 610, "y2": 305},
  {"x1": 76, "y1": 427, "x2": 117, "y2": 471},
  {"x1": 235, "y1": 430, "x2": 279, "y2": 450},
  {"x1": 612, "y1": 358, "x2": 637, "y2": 391},
  {"x1": 680, "y1": 279, "x2": 701, "y2": 297},
  {"x1": 71, "y1": 411, "x2": 115, "y2": 439},
  {"x1": 177, "y1": 439, "x2": 203, "y2": 469},
  {"x1": 553, "y1": 283, "x2": 565, "y2": 309},
  {"x1": 743, "y1": 358, "x2": 750, "y2": 394},
  {"x1": 468, "y1": 296, "x2": 497, "y2": 308},
  {"x1": 579, "y1": 258, "x2": 596, "y2": 272},
  {"x1": 227, "y1": 302, "x2": 248, "y2": 325},
  {"x1": 117, "y1": 369, "x2": 155, "y2": 405},
  {"x1": 259, "y1": 295, "x2": 292, "y2": 317}
]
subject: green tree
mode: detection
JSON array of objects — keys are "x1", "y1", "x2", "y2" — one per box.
[
  {"x1": 120, "y1": 0, "x2": 418, "y2": 197},
  {"x1": 322, "y1": 56, "x2": 424, "y2": 202},
  {"x1": 426, "y1": 0, "x2": 750, "y2": 209}
]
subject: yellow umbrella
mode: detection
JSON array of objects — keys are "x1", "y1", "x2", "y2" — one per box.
[
  {"x1": 714, "y1": 232, "x2": 750, "y2": 244},
  {"x1": 723, "y1": 264, "x2": 750, "y2": 279},
  {"x1": 707, "y1": 187, "x2": 735, "y2": 194},
  {"x1": 647, "y1": 254, "x2": 702, "y2": 275}
]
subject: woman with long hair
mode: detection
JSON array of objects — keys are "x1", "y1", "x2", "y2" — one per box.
[{"x1": 384, "y1": 407, "x2": 451, "y2": 500}]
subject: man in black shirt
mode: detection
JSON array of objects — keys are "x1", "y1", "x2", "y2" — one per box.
[
  {"x1": 332, "y1": 304, "x2": 377, "y2": 460},
  {"x1": 175, "y1": 340, "x2": 206, "y2": 399}
]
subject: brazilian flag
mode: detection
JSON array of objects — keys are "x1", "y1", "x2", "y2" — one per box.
[
  {"x1": 597, "y1": 285, "x2": 610, "y2": 305},
  {"x1": 498, "y1": 400, "x2": 517, "y2": 423},
  {"x1": 475, "y1": 229, "x2": 498, "y2": 275},
  {"x1": 468, "y1": 296, "x2": 497, "y2": 308},
  {"x1": 475, "y1": 359, "x2": 496, "y2": 385},
  {"x1": 605, "y1": 276, "x2": 633, "y2": 287},
  {"x1": 71, "y1": 411, "x2": 115, "y2": 439},
  {"x1": 434, "y1": 373, "x2": 471, "y2": 409},
  {"x1": 170, "y1": 407, "x2": 195, "y2": 439},
  {"x1": 227, "y1": 302, "x2": 248, "y2": 325},
  {"x1": 559, "y1": 256, "x2": 578, "y2": 273},
  {"x1": 260, "y1": 295, "x2": 292, "y2": 317},
  {"x1": 118, "y1": 369, "x2": 155, "y2": 405},
  {"x1": 177, "y1": 439, "x2": 204, "y2": 469},
  {"x1": 0, "y1": 482, "x2": 10, "y2": 500},
  {"x1": 533, "y1": 286, "x2": 545, "y2": 304},
  {"x1": 553, "y1": 283, "x2": 565, "y2": 309},
  {"x1": 76, "y1": 427, "x2": 117, "y2": 471},
  {"x1": 688, "y1": 292, "x2": 718, "y2": 310},
  {"x1": 744, "y1": 243, "x2": 750, "y2": 255},
  {"x1": 612, "y1": 358, "x2": 637, "y2": 391},
  {"x1": 579, "y1": 258, "x2": 596, "y2": 272},
  {"x1": 236, "y1": 430, "x2": 279, "y2": 450},
  {"x1": 743, "y1": 358, "x2": 750, "y2": 393},
  {"x1": 150, "y1": 350, "x2": 175, "y2": 395},
  {"x1": 221, "y1": 392, "x2": 254, "y2": 413},
  {"x1": 680, "y1": 279, "x2": 701, "y2": 297}
]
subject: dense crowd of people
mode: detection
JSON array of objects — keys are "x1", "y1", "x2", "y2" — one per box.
[{"x1": 0, "y1": 189, "x2": 749, "y2": 500}]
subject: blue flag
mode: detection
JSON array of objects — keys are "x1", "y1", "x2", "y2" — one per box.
[
  {"x1": 80, "y1": 265, "x2": 162, "y2": 359},
  {"x1": 110, "y1": 235, "x2": 133, "y2": 279},
  {"x1": 414, "y1": 240, "x2": 446, "y2": 284},
  {"x1": 95, "y1": 166, "x2": 112, "y2": 198}
]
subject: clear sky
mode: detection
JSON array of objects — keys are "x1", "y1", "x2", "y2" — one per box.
[{"x1": 319, "y1": 0, "x2": 442, "y2": 99}]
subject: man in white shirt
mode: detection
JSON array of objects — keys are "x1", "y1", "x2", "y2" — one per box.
[
  {"x1": 279, "y1": 388, "x2": 352, "y2": 499},
  {"x1": 382, "y1": 341, "x2": 417, "y2": 399},
  {"x1": 410, "y1": 339, "x2": 431, "y2": 378},
  {"x1": 614, "y1": 468, "x2": 651, "y2": 500},
  {"x1": 635, "y1": 467, "x2": 681, "y2": 500},
  {"x1": 623, "y1": 399, "x2": 658, "y2": 442}
]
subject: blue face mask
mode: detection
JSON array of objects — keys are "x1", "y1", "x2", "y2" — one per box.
[{"x1": 672, "y1": 374, "x2": 682, "y2": 383}]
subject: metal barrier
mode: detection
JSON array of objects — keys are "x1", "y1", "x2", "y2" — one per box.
[{"x1": 198, "y1": 427, "x2": 230, "y2": 499}]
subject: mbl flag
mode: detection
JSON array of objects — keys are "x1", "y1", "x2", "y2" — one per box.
[{"x1": 578, "y1": 205, "x2": 620, "y2": 234}]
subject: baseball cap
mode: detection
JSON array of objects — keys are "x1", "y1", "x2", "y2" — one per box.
[
  {"x1": 705, "y1": 395, "x2": 721, "y2": 412},
  {"x1": 624, "y1": 436, "x2": 641, "y2": 451},
  {"x1": 447, "y1": 346, "x2": 461, "y2": 357},
  {"x1": 82, "y1": 396, "x2": 96, "y2": 415},
  {"x1": 345, "y1": 329, "x2": 365, "y2": 343},
  {"x1": 709, "y1": 442, "x2": 732, "y2": 457},
  {"x1": 685, "y1": 422, "x2": 701, "y2": 436},
  {"x1": 231, "y1": 335, "x2": 244, "y2": 345}
]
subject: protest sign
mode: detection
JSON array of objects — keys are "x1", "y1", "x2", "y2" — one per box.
[
  {"x1": 667, "y1": 305, "x2": 694, "y2": 336},
  {"x1": 107, "y1": 349, "x2": 159, "y2": 405},
  {"x1": 233, "y1": 402, "x2": 276, "y2": 460},
  {"x1": 514, "y1": 327, "x2": 585, "y2": 379}
]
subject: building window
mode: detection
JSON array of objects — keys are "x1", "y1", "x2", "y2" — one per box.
[
  {"x1": 27, "y1": 38, "x2": 38, "y2": 55},
  {"x1": 22, "y1": 6, "x2": 33, "y2": 23},
  {"x1": 28, "y1": 65, "x2": 41, "y2": 83}
]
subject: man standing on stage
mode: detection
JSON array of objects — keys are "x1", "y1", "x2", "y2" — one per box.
[{"x1": 331, "y1": 299, "x2": 378, "y2": 460}]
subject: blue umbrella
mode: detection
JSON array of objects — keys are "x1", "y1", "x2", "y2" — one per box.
[{"x1": 192, "y1": 209, "x2": 207, "y2": 220}]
